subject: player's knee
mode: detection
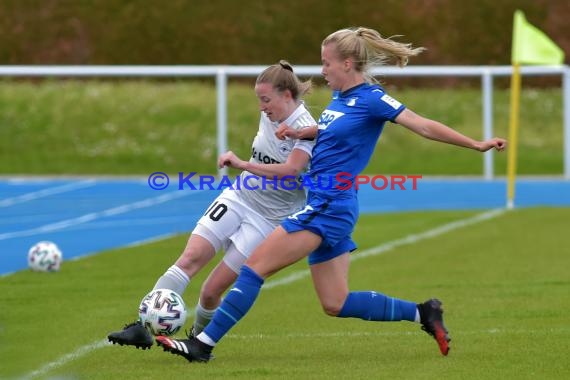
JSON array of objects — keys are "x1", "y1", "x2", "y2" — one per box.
[
  {"x1": 175, "y1": 247, "x2": 210, "y2": 273},
  {"x1": 175, "y1": 251, "x2": 194, "y2": 269}
]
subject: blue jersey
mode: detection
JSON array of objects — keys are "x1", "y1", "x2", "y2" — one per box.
[{"x1": 308, "y1": 83, "x2": 405, "y2": 198}]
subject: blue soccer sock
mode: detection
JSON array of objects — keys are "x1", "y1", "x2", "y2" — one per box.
[
  {"x1": 201, "y1": 265, "x2": 264, "y2": 344},
  {"x1": 337, "y1": 291, "x2": 417, "y2": 322}
]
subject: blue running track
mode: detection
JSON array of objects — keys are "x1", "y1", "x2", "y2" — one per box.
[{"x1": 1, "y1": 177, "x2": 569, "y2": 276}]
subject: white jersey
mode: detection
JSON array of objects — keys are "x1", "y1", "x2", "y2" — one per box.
[{"x1": 224, "y1": 102, "x2": 316, "y2": 224}]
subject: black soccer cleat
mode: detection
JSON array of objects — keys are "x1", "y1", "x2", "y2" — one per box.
[
  {"x1": 107, "y1": 321, "x2": 153, "y2": 350},
  {"x1": 417, "y1": 298, "x2": 451, "y2": 356},
  {"x1": 156, "y1": 336, "x2": 213, "y2": 363}
]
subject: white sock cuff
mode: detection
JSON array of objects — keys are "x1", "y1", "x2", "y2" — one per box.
[
  {"x1": 197, "y1": 332, "x2": 216, "y2": 347},
  {"x1": 168, "y1": 264, "x2": 190, "y2": 284}
]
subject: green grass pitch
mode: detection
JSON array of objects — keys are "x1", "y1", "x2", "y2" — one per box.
[{"x1": 1, "y1": 208, "x2": 569, "y2": 379}]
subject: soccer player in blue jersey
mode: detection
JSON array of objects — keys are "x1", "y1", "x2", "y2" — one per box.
[{"x1": 156, "y1": 27, "x2": 507, "y2": 361}]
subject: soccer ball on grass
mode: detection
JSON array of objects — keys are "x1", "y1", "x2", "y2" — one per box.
[
  {"x1": 138, "y1": 288, "x2": 188, "y2": 336},
  {"x1": 28, "y1": 241, "x2": 63, "y2": 272}
]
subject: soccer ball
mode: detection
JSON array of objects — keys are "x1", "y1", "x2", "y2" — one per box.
[
  {"x1": 28, "y1": 241, "x2": 63, "y2": 272},
  {"x1": 138, "y1": 289, "x2": 188, "y2": 336}
]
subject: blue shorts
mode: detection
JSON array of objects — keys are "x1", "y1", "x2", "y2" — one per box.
[{"x1": 281, "y1": 191, "x2": 358, "y2": 265}]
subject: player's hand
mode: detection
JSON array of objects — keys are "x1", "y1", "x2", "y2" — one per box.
[
  {"x1": 477, "y1": 138, "x2": 507, "y2": 152},
  {"x1": 275, "y1": 123, "x2": 298, "y2": 140},
  {"x1": 218, "y1": 151, "x2": 246, "y2": 169}
]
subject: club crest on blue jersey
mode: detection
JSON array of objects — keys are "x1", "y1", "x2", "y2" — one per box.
[{"x1": 346, "y1": 98, "x2": 358, "y2": 106}]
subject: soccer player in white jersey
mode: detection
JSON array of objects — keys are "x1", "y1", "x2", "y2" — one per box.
[
  {"x1": 108, "y1": 60, "x2": 316, "y2": 349},
  {"x1": 156, "y1": 27, "x2": 507, "y2": 362}
]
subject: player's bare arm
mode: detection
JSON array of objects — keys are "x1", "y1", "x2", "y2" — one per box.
[{"x1": 395, "y1": 108, "x2": 507, "y2": 152}]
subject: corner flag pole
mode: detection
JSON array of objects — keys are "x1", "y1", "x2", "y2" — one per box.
[
  {"x1": 506, "y1": 10, "x2": 565, "y2": 209},
  {"x1": 506, "y1": 63, "x2": 521, "y2": 210}
]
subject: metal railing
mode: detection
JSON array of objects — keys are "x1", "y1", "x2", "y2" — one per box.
[{"x1": 1, "y1": 64, "x2": 568, "y2": 179}]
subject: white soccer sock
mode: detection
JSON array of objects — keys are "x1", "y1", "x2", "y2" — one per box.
[
  {"x1": 193, "y1": 300, "x2": 217, "y2": 335},
  {"x1": 152, "y1": 264, "x2": 190, "y2": 295}
]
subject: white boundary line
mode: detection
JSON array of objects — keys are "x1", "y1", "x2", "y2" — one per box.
[
  {"x1": 265, "y1": 208, "x2": 506, "y2": 289},
  {"x1": 20, "y1": 324, "x2": 570, "y2": 380},
  {"x1": 21, "y1": 208, "x2": 505, "y2": 379},
  {"x1": 224, "y1": 326, "x2": 570, "y2": 340},
  {"x1": 20, "y1": 339, "x2": 110, "y2": 380}
]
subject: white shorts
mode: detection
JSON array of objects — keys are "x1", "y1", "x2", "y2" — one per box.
[{"x1": 192, "y1": 190, "x2": 277, "y2": 274}]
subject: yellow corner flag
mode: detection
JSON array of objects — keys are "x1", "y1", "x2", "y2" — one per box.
[
  {"x1": 507, "y1": 10, "x2": 565, "y2": 209},
  {"x1": 512, "y1": 10, "x2": 565, "y2": 65}
]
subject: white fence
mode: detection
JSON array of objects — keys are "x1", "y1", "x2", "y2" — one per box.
[{"x1": 1, "y1": 65, "x2": 568, "y2": 179}]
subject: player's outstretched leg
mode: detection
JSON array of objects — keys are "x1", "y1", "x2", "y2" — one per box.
[
  {"x1": 156, "y1": 335, "x2": 213, "y2": 362},
  {"x1": 107, "y1": 321, "x2": 153, "y2": 350},
  {"x1": 417, "y1": 299, "x2": 451, "y2": 356}
]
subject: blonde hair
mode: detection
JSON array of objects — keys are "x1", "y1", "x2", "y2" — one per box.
[
  {"x1": 256, "y1": 60, "x2": 312, "y2": 100},
  {"x1": 322, "y1": 27, "x2": 426, "y2": 83}
]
